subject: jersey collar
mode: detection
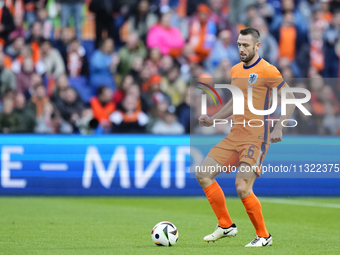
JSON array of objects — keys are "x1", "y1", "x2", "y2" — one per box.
[{"x1": 243, "y1": 57, "x2": 262, "y2": 69}]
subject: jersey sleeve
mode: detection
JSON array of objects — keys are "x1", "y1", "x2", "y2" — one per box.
[
  {"x1": 265, "y1": 65, "x2": 286, "y2": 91},
  {"x1": 230, "y1": 66, "x2": 235, "y2": 80}
]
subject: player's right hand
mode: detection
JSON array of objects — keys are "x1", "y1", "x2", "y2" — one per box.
[{"x1": 198, "y1": 115, "x2": 213, "y2": 127}]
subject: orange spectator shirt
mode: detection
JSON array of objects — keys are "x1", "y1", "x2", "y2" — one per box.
[
  {"x1": 279, "y1": 26, "x2": 296, "y2": 61},
  {"x1": 90, "y1": 97, "x2": 115, "y2": 122},
  {"x1": 229, "y1": 58, "x2": 286, "y2": 145}
]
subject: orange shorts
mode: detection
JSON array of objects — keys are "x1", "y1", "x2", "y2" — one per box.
[{"x1": 207, "y1": 136, "x2": 269, "y2": 175}]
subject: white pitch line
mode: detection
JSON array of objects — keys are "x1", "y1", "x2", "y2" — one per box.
[
  {"x1": 40, "y1": 163, "x2": 68, "y2": 171},
  {"x1": 259, "y1": 198, "x2": 340, "y2": 209}
]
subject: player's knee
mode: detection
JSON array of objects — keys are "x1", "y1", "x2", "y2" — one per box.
[
  {"x1": 195, "y1": 172, "x2": 213, "y2": 188},
  {"x1": 235, "y1": 179, "x2": 251, "y2": 199}
]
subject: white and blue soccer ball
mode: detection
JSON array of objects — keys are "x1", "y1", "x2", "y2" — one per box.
[{"x1": 151, "y1": 221, "x2": 178, "y2": 246}]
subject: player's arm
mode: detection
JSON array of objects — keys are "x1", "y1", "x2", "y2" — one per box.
[
  {"x1": 198, "y1": 98, "x2": 233, "y2": 127},
  {"x1": 270, "y1": 84, "x2": 296, "y2": 143}
]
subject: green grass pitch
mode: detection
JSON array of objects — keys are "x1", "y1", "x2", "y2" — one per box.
[{"x1": 0, "y1": 197, "x2": 339, "y2": 255}]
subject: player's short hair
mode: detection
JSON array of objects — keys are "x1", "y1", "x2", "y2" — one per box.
[{"x1": 239, "y1": 27, "x2": 261, "y2": 44}]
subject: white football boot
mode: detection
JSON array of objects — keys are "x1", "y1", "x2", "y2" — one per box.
[
  {"x1": 245, "y1": 234, "x2": 272, "y2": 247},
  {"x1": 203, "y1": 224, "x2": 238, "y2": 242}
]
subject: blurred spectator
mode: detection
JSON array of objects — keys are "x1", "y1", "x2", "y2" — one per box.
[
  {"x1": 113, "y1": 74, "x2": 134, "y2": 105},
  {"x1": 229, "y1": 0, "x2": 256, "y2": 24},
  {"x1": 35, "y1": 102, "x2": 73, "y2": 134},
  {"x1": 0, "y1": 43, "x2": 12, "y2": 69},
  {"x1": 323, "y1": 11, "x2": 340, "y2": 78},
  {"x1": 9, "y1": 14, "x2": 25, "y2": 40},
  {"x1": 0, "y1": 98, "x2": 20, "y2": 133},
  {"x1": 5, "y1": 36, "x2": 24, "y2": 60},
  {"x1": 25, "y1": 21, "x2": 44, "y2": 72},
  {"x1": 121, "y1": 0, "x2": 158, "y2": 43},
  {"x1": 159, "y1": 55, "x2": 175, "y2": 76},
  {"x1": 110, "y1": 94, "x2": 149, "y2": 133},
  {"x1": 190, "y1": 62, "x2": 205, "y2": 78},
  {"x1": 0, "y1": 51, "x2": 16, "y2": 96},
  {"x1": 205, "y1": 30, "x2": 239, "y2": 74},
  {"x1": 214, "y1": 59, "x2": 232, "y2": 81},
  {"x1": 241, "y1": 4, "x2": 260, "y2": 27},
  {"x1": 128, "y1": 55, "x2": 144, "y2": 83},
  {"x1": 176, "y1": 87, "x2": 190, "y2": 133},
  {"x1": 64, "y1": 38, "x2": 89, "y2": 78},
  {"x1": 330, "y1": 0, "x2": 340, "y2": 14},
  {"x1": 310, "y1": 26, "x2": 325, "y2": 73},
  {"x1": 270, "y1": 0, "x2": 308, "y2": 34},
  {"x1": 36, "y1": 7, "x2": 53, "y2": 40},
  {"x1": 255, "y1": 0, "x2": 275, "y2": 24},
  {"x1": 145, "y1": 91, "x2": 171, "y2": 132},
  {"x1": 294, "y1": 101, "x2": 318, "y2": 135},
  {"x1": 50, "y1": 111, "x2": 75, "y2": 134},
  {"x1": 24, "y1": 0, "x2": 39, "y2": 25},
  {"x1": 188, "y1": 4, "x2": 217, "y2": 62},
  {"x1": 209, "y1": 0, "x2": 233, "y2": 33},
  {"x1": 28, "y1": 84, "x2": 49, "y2": 118},
  {"x1": 26, "y1": 21, "x2": 43, "y2": 46},
  {"x1": 118, "y1": 33, "x2": 147, "y2": 76},
  {"x1": 160, "y1": 64, "x2": 187, "y2": 106},
  {"x1": 28, "y1": 73, "x2": 43, "y2": 97},
  {"x1": 146, "y1": 11, "x2": 185, "y2": 56},
  {"x1": 54, "y1": 87, "x2": 84, "y2": 132},
  {"x1": 40, "y1": 39, "x2": 65, "y2": 78},
  {"x1": 143, "y1": 47, "x2": 162, "y2": 77},
  {"x1": 321, "y1": 102, "x2": 340, "y2": 135},
  {"x1": 58, "y1": 0, "x2": 84, "y2": 40},
  {"x1": 151, "y1": 104, "x2": 184, "y2": 134},
  {"x1": 319, "y1": 85, "x2": 340, "y2": 114},
  {"x1": 54, "y1": 27, "x2": 73, "y2": 61},
  {"x1": 142, "y1": 74, "x2": 163, "y2": 110},
  {"x1": 90, "y1": 38, "x2": 118, "y2": 91},
  {"x1": 272, "y1": 10, "x2": 310, "y2": 77},
  {"x1": 139, "y1": 63, "x2": 153, "y2": 89},
  {"x1": 278, "y1": 57, "x2": 302, "y2": 79},
  {"x1": 89, "y1": 0, "x2": 120, "y2": 47},
  {"x1": 0, "y1": 4, "x2": 15, "y2": 45},
  {"x1": 125, "y1": 83, "x2": 146, "y2": 112},
  {"x1": 75, "y1": 107, "x2": 98, "y2": 134},
  {"x1": 185, "y1": 0, "x2": 208, "y2": 17},
  {"x1": 13, "y1": 93, "x2": 36, "y2": 133},
  {"x1": 251, "y1": 16, "x2": 278, "y2": 65},
  {"x1": 298, "y1": 0, "x2": 320, "y2": 24},
  {"x1": 16, "y1": 58, "x2": 35, "y2": 96},
  {"x1": 34, "y1": 101, "x2": 55, "y2": 133},
  {"x1": 275, "y1": 11, "x2": 298, "y2": 61},
  {"x1": 90, "y1": 86, "x2": 115, "y2": 131},
  {"x1": 51, "y1": 74, "x2": 69, "y2": 101},
  {"x1": 313, "y1": 0, "x2": 333, "y2": 28}
]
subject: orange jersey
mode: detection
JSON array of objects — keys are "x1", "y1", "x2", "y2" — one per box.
[{"x1": 229, "y1": 57, "x2": 286, "y2": 145}]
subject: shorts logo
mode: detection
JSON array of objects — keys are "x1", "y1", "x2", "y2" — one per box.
[{"x1": 248, "y1": 73, "x2": 258, "y2": 84}]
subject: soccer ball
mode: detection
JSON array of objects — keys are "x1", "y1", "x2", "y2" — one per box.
[{"x1": 151, "y1": 221, "x2": 178, "y2": 246}]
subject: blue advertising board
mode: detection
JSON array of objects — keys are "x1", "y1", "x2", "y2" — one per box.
[{"x1": 0, "y1": 135, "x2": 339, "y2": 196}]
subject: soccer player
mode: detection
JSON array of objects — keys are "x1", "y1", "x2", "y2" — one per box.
[{"x1": 196, "y1": 28, "x2": 296, "y2": 247}]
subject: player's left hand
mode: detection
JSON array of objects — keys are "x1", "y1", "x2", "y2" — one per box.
[{"x1": 270, "y1": 128, "x2": 282, "y2": 143}]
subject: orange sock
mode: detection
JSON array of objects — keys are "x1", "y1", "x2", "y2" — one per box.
[
  {"x1": 204, "y1": 181, "x2": 233, "y2": 228},
  {"x1": 241, "y1": 192, "x2": 269, "y2": 237}
]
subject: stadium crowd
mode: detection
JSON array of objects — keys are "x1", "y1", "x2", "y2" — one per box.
[{"x1": 0, "y1": 0, "x2": 339, "y2": 135}]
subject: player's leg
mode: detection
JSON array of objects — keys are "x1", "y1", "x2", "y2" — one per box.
[
  {"x1": 235, "y1": 163, "x2": 272, "y2": 247},
  {"x1": 196, "y1": 150, "x2": 239, "y2": 242}
]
